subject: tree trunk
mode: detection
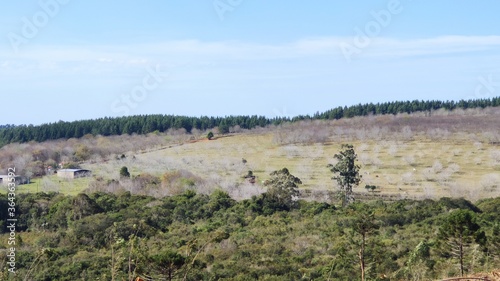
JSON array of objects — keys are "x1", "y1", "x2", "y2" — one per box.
[
  {"x1": 359, "y1": 234, "x2": 366, "y2": 281},
  {"x1": 111, "y1": 245, "x2": 116, "y2": 281},
  {"x1": 459, "y1": 235, "x2": 464, "y2": 277},
  {"x1": 128, "y1": 239, "x2": 134, "y2": 281}
]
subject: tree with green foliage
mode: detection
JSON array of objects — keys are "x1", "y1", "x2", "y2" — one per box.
[
  {"x1": 207, "y1": 131, "x2": 214, "y2": 140},
  {"x1": 264, "y1": 168, "x2": 302, "y2": 210},
  {"x1": 72, "y1": 193, "x2": 102, "y2": 221},
  {"x1": 348, "y1": 204, "x2": 379, "y2": 281},
  {"x1": 207, "y1": 189, "x2": 235, "y2": 213},
  {"x1": 438, "y1": 210, "x2": 487, "y2": 277},
  {"x1": 218, "y1": 120, "x2": 230, "y2": 135},
  {"x1": 150, "y1": 251, "x2": 186, "y2": 281},
  {"x1": 120, "y1": 166, "x2": 130, "y2": 178},
  {"x1": 2, "y1": 191, "x2": 500, "y2": 279},
  {"x1": 487, "y1": 222, "x2": 500, "y2": 270},
  {"x1": 328, "y1": 144, "x2": 362, "y2": 207},
  {"x1": 181, "y1": 229, "x2": 230, "y2": 280},
  {"x1": 404, "y1": 240, "x2": 433, "y2": 280},
  {"x1": 365, "y1": 185, "x2": 377, "y2": 193},
  {"x1": 74, "y1": 144, "x2": 91, "y2": 161}
]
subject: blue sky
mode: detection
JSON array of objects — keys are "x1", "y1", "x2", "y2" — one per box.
[{"x1": 1, "y1": 0, "x2": 500, "y2": 125}]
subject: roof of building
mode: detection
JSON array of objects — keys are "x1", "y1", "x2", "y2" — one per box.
[{"x1": 57, "y1": 169, "x2": 91, "y2": 173}]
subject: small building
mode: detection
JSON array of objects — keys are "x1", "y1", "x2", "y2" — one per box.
[
  {"x1": 0, "y1": 175, "x2": 30, "y2": 186},
  {"x1": 57, "y1": 169, "x2": 92, "y2": 179}
]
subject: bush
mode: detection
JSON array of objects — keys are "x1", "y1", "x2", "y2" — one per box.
[
  {"x1": 119, "y1": 166, "x2": 130, "y2": 178},
  {"x1": 207, "y1": 131, "x2": 214, "y2": 140}
]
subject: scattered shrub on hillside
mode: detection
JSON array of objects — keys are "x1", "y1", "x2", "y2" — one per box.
[
  {"x1": 119, "y1": 166, "x2": 130, "y2": 178},
  {"x1": 481, "y1": 174, "x2": 500, "y2": 191},
  {"x1": 491, "y1": 150, "x2": 500, "y2": 166},
  {"x1": 161, "y1": 170, "x2": 204, "y2": 196},
  {"x1": 74, "y1": 144, "x2": 91, "y2": 161}
]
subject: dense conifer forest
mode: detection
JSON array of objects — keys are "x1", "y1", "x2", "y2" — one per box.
[{"x1": 1, "y1": 98, "x2": 499, "y2": 146}]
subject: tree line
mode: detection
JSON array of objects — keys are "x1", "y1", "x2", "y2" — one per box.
[
  {"x1": 314, "y1": 98, "x2": 500, "y2": 119},
  {"x1": 1, "y1": 97, "x2": 499, "y2": 146}
]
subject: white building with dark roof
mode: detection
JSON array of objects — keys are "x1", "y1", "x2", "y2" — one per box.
[{"x1": 57, "y1": 169, "x2": 92, "y2": 179}]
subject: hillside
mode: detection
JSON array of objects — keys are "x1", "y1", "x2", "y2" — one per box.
[
  {"x1": 1, "y1": 98, "x2": 499, "y2": 146},
  {"x1": 4, "y1": 107, "x2": 500, "y2": 202},
  {"x1": 1, "y1": 107, "x2": 500, "y2": 280}
]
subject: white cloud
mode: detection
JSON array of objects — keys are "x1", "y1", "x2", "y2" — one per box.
[
  {"x1": 363, "y1": 35, "x2": 500, "y2": 58},
  {"x1": 1, "y1": 35, "x2": 499, "y2": 76}
]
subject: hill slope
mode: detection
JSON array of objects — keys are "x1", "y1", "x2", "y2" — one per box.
[{"x1": 78, "y1": 108, "x2": 500, "y2": 201}]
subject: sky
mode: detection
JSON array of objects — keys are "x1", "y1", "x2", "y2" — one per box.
[{"x1": 1, "y1": 0, "x2": 500, "y2": 125}]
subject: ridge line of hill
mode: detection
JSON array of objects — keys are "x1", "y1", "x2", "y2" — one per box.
[{"x1": 1, "y1": 97, "x2": 499, "y2": 146}]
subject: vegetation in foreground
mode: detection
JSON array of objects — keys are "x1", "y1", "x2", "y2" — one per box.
[{"x1": 0, "y1": 189, "x2": 499, "y2": 280}]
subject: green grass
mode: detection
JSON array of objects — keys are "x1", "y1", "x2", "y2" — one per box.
[{"x1": 1, "y1": 175, "x2": 91, "y2": 196}]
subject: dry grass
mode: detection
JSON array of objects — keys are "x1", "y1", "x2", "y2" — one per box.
[
  {"x1": 5, "y1": 108, "x2": 500, "y2": 201},
  {"x1": 85, "y1": 129, "x2": 500, "y2": 202}
]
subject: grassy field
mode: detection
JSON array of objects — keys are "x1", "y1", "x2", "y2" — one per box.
[{"x1": 1, "y1": 175, "x2": 92, "y2": 196}]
